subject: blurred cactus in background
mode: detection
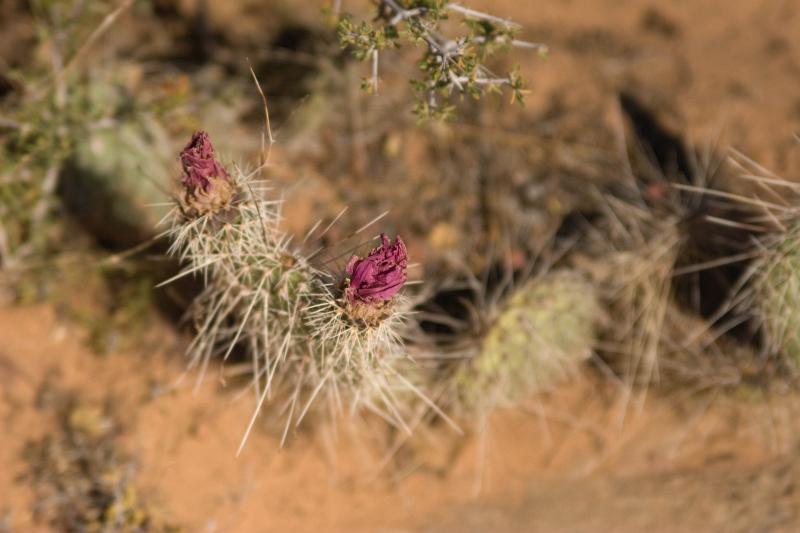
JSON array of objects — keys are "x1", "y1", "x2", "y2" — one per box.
[
  {"x1": 1, "y1": 0, "x2": 183, "y2": 269},
  {"x1": 715, "y1": 148, "x2": 800, "y2": 374},
  {"x1": 758, "y1": 225, "x2": 800, "y2": 368},
  {"x1": 454, "y1": 269, "x2": 599, "y2": 410},
  {"x1": 60, "y1": 94, "x2": 174, "y2": 249}
]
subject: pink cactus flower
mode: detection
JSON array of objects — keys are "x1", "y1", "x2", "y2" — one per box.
[
  {"x1": 344, "y1": 234, "x2": 408, "y2": 306},
  {"x1": 178, "y1": 130, "x2": 236, "y2": 217},
  {"x1": 180, "y1": 131, "x2": 229, "y2": 192}
]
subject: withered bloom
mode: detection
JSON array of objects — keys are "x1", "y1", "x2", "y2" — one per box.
[
  {"x1": 179, "y1": 131, "x2": 234, "y2": 217},
  {"x1": 344, "y1": 234, "x2": 407, "y2": 313},
  {"x1": 181, "y1": 131, "x2": 229, "y2": 189}
]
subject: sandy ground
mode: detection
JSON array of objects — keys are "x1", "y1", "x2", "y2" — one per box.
[
  {"x1": 486, "y1": 0, "x2": 800, "y2": 177},
  {"x1": 2, "y1": 303, "x2": 800, "y2": 532}
]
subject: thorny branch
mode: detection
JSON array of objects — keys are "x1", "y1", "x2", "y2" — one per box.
[{"x1": 336, "y1": 0, "x2": 548, "y2": 119}]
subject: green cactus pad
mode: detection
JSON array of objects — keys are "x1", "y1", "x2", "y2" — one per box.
[{"x1": 457, "y1": 270, "x2": 599, "y2": 409}]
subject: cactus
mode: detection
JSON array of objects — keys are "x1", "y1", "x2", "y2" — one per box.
[
  {"x1": 60, "y1": 117, "x2": 173, "y2": 248},
  {"x1": 455, "y1": 270, "x2": 599, "y2": 410},
  {"x1": 163, "y1": 131, "x2": 423, "y2": 446},
  {"x1": 756, "y1": 223, "x2": 800, "y2": 368}
]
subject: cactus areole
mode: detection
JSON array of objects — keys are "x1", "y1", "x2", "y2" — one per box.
[{"x1": 342, "y1": 234, "x2": 407, "y2": 325}]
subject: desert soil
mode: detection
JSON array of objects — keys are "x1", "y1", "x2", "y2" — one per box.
[
  {"x1": 2, "y1": 302, "x2": 800, "y2": 533},
  {"x1": 3, "y1": 0, "x2": 800, "y2": 531}
]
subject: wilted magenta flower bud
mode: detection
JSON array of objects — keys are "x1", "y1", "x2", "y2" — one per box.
[
  {"x1": 178, "y1": 131, "x2": 235, "y2": 217},
  {"x1": 344, "y1": 234, "x2": 408, "y2": 306},
  {"x1": 180, "y1": 130, "x2": 229, "y2": 192}
]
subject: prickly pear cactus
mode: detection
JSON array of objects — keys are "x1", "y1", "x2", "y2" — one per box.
[
  {"x1": 457, "y1": 270, "x2": 599, "y2": 409},
  {"x1": 757, "y1": 225, "x2": 800, "y2": 367}
]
